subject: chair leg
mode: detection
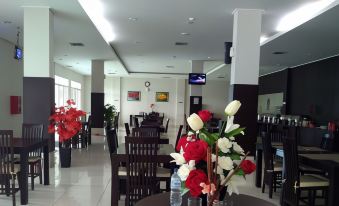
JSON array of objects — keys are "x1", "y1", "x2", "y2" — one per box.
[
  {"x1": 11, "y1": 174, "x2": 16, "y2": 206},
  {"x1": 262, "y1": 181, "x2": 265, "y2": 193},
  {"x1": 269, "y1": 176, "x2": 273, "y2": 199},
  {"x1": 30, "y1": 164, "x2": 34, "y2": 190},
  {"x1": 39, "y1": 161, "x2": 43, "y2": 184}
]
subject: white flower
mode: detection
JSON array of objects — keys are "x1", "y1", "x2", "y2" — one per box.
[
  {"x1": 225, "y1": 116, "x2": 240, "y2": 134},
  {"x1": 170, "y1": 152, "x2": 186, "y2": 165},
  {"x1": 187, "y1": 113, "x2": 204, "y2": 131},
  {"x1": 211, "y1": 154, "x2": 216, "y2": 162},
  {"x1": 218, "y1": 156, "x2": 234, "y2": 171},
  {"x1": 177, "y1": 160, "x2": 195, "y2": 181},
  {"x1": 229, "y1": 136, "x2": 235, "y2": 141},
  {"x1": 232, "y1": 142, "x2": 245, "y2": 155},
  {"x1": 224, "y1": 172, "x2": 246, "y2": 196},
  {"x1": 217, "y1": 137, "x2": 232, "y2": 154},
  {"x1": 216, "y1": 165, "x2": 224, "y2": 175},
  {"x1": 225, "y1": 100, "x2": 241, "y2": 116},
  {"x1": 188, "y1": 131, "x2": 195, "y2": 136},
  {"x1": 186, "y1": 132, "x2": 196, "y2": 142}
]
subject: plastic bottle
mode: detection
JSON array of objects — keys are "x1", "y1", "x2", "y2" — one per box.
[{"x1": 170, "y1": 169, "x2": 182, "y2": 206}]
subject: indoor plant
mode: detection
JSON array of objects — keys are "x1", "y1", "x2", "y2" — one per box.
[
  {"x1": 104, "y1": 104, "x2": 116, "y2": 130},
  {"x1": 171, "y1": 100, "x2": 256, "y2": 205},
  {"x1": 48, "y1": 99, "x2": 86, "y2": 168}
]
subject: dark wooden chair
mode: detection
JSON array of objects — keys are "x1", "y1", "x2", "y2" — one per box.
[
  {"x1": 125, "y1": 123, "x2": 131, "y2": 136},
  {"x1": 87, "y1": 115, "x2": 92, "y2": 145},
  {"x1": 21, "y1": 124, "x2": 44, "y2": 190},
  {"x1": 125, "y1": 137, "x2": 159, "y2": 206},
  {"x1": 261, "y1": 132, "x2": 283, "y2": 198},
  {"x1": 132, "y1": 127, "x2": 160, "y2": 138},
  {"x1": 282, "y1": 137, "x2": 328, "y2": 206},
  {"x1": 174, "y1": 125, "x2": 184, "y2": 151},
  {"x1": 0, "y1": 130, "x2": 21, "y2": 206},
  {"x1": 134, "y1": 117, "x2": 140, "y2": 128},
  {"x1": 164, "y1": 118, "x2": 170, "y2": 133}
]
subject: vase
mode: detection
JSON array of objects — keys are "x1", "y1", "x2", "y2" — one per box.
[
  {"x1": 59, "y1": 146, "x2": 71, "y2": 168},
  {"x1": 188, "y1": 197, "x2": 202, "y2": 206}
]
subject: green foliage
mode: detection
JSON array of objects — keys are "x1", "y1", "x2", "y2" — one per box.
[
  {"x1": 235, "y1": 169, "x2": 245, "y2": 176},
  {"x1": 104, "y1": 104, "x2": 116, "y2": 124},
  {"x1": 199, "y1": 128, "x2": 218, "y2": 146},
  {"x1": 225, "y1": 127, "x2": 245, "y2": 138}
]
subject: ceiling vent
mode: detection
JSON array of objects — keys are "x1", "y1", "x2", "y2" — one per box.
[
  {"x1": 175, "y1": 42, "x2": 188, "y2": 46},
  {"x1": 166, "y1": 66, "x2": 174, "y2": 68},
  {"x1": 217, "y1": 76, "x2": 225, "y2": 79},
  {"x1": 272, "y1": 51, "x2": 287, "y2": 55},
  {"x1": 66, "y1": 65, "x2": 73, "y2": 68},
  {"x1": 69, "y1": 42, "x2": 84, "y2": 47},
  {"x1": 108, "y1": 72, "x2": 116, "y2": 75}
]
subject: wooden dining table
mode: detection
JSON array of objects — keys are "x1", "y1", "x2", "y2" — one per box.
[
  {"x1": 13, "y1": 137, "x2": 50, "y2": 205},
  {"x1": 299, "y1": 153, "x2": 339, "y2": 206},
  {"x1": 110, "y1": 143, "x2": 175, "y2": 206}
]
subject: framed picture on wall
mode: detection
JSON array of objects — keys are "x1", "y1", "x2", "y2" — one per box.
[
  {"x1": 155, "y1": 92, "x2": 169, "y2": 102},
  {"x1": 127, "y1": 91, "x2": 141, "y2": 101}
]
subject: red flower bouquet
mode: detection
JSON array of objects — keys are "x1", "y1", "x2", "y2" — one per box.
[
  {"x1": 171, "y1": 100, "x2": 256, "y2": 205},
  {"x1": 48, "y1": 99, "x2": 86, "y2": 146}
]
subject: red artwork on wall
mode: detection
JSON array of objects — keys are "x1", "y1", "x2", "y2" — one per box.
[{"x1": 10, "y1": 96, "x2": 21, "y2": 115}]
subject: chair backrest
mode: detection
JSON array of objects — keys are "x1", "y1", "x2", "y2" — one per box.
[
  {"x1": 261, "y1": 132, "x2": 274, "y2": 171},
  {"x1": 106, "y1": 129, "x2": 118, "y2": 158},
  {"x1": 268, "y1": 124, "x2": 287, "y2": 142},
  {"x1": 175, "y1": 125, "x2": 184, "y2": 149},
  {"x1": 165, "y1": 118, "x2": 170, "y2": 133},
  {"x1": 22, "y1": 124, "x2": 44, "y2": 157},
  {"x1": 125, "y1": 123, "x2": 131, "y2": 136},
  {"x1": 132, "y1": 127, "x2": 160, "y2": 138},
  {"x1": 282, "y1": 137, "x2": 300, "y2": 206},
  {"x1": 320, "y1": 133, "x2": 333, "y2": 150},
  {"x1": 0, "y1": 130, "x2": 14, "y2": 178},
  {"x1": 125, "y1": 137, "x2": 158, "y2": 206},
  {"x1": 134, "y1": 117, "x2": 139, "y2": 128}
]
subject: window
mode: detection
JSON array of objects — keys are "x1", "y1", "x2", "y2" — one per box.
[
  {"x1": 70, "y1": 81, "x2": 81, "y2": 109},
  {"x1": 55, "y1": 76, "x2": 69, "y2": 108}
]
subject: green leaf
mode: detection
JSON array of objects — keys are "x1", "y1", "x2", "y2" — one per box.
[
  {"x1": 228, "y1": 153, "x2": 241, "y2": 160},
  {"x1": 219, "y1": 120, "x2": 227, "y2": 137},
  {"x1": 199, "y1": 132, "x2": 214, "y2": 146},
  {"x1": 225, "y1": 127, "x2": 245, "y2": 138},
  {"x1": 235, "y1": 169, "x2": 245, "y2": 176}
]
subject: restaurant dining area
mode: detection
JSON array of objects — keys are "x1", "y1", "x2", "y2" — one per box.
[{"x1": 1, "y1": 0, "x2": 339, "y2": 206}]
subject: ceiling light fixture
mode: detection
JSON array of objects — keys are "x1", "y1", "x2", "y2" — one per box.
[
  {"x1": 166, "y1": 66, "x2": 174, "y2": 68},
  {"x1": 207, "y1": 57, "x2": 211, "y2": 59},
  {"x1": 260, "y1": 35, "x2": 269, "y2": 44},
  {"x1": 188, "y1": 17, "x2": 196, "y2": 24},
  {"x1": 276, "y1": 0, "x2": 336, "y2": 32},
  {"x1": 128, "y1": 17, "x2": 138, "y2": 21},
  {"x1": 78, "y1": 0, "x2": 116, "y2": 43},
  {"x1": 180, "y1": 32, "x2": 190, "y2": 36}
]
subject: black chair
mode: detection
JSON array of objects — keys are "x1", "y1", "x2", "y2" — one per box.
[
  {"x1": 320, "y1": 133, "x2": 333, "y2": 151},
  {"x1": 87, "y1": 115, "x2": 92, "y2": 145},
  {"x1": 132, "y1": 127, "x2": 160, "y2": 138},
  {"x1": 261, "y1": 132, "x2": 283, "y2": 198},
  {"x1": 0, "y1": 130, "x2": 21, "y2": 206},
  {"x1": 164, "y1": 118, "x2": 170, "y2": 133},
  {"x1": 22, "y1": 124, "x2": 44, "y2": 190},
  {"x1": 174, "y1": 125, "x2": 184, "y2": 151},
  {"x1": 125, "y1": 137, "x2": 159, "y2": 206},
  {"x1": 134, "y1": 117, "x2": 139, "y2": 128},
  {"x1": 282, "y1": 137, "x2": 328, "y2": 206},
  {"x1": 125, "y1": 123, "x2": 131, "y2": 136}
]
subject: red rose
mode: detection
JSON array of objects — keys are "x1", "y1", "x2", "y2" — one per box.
[
  {"x1": 198, "y1": 110, "x2": 212, "y2": 122},
  {"x1": 240, "y1": 160, "x2": 256, "y2": 174},
  {"x1": 183, "y1": 140, "x2": 208, "y2": 162},
  {"x1": 176, "y1": 135, "x2": 197, "y2": 152},
  {"x1": 185, "y1": 169, "x2": 208, "y2": 197}
]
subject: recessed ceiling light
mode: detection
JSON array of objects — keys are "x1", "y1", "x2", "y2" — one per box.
[
  {"x1": 166, "y1": 66, "x2": 174, "y2": 68},
  {"x1": 180, "y1": 32, "x2": 190, "y2": 36},
  {"x1": 272, "y1": 51, "x2": 287, "y2": 55},
  {"x1": 128, "y1": 17, "x2": 138, "y2": 21},
  {"x1": 188, "y1": 17, "x2": 195, "y2": 21},
  {"x1": 207, "y1": 57, "x2": 211, "y2": 59}
]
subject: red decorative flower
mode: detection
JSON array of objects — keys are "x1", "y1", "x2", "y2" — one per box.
[
  {"x1": 48, "y1": 99, "x2": 86, "y2": 143},
  {"x1": 198, "y1": 110, "x2": 212, "y2": 122},
  {"x1": 240, "y1": 160, "x2": 256, "y2": 174},
  {"x1": 176, "y1": 134, "x2": 197, "y2": 152},
  {"x1": 186, "y1": 169, "x2": 208, "y2": 197},
  {"x1": 183, "y1": 140, "x2": 208, "y2": 162}
]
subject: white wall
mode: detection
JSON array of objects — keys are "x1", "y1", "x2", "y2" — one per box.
[
  {"x1": 105, "y1": 77, "x2": 121, "y2": 111},
  {"x1": 84, "y1": 76, "x2": 91, "y2": 113},
  {"x1": 54, "y1": 63, "x2": 86, "y2": 110},
  {"x1": 0, "y1": 38, "x2": 23, "y2": 136},
  {"x1": 202, "y1": 80, "x2": 229, "y2": 119}
]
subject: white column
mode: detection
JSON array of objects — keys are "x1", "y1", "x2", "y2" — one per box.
[
  {"x1": 230, "y1": 9, "x2": 262, "y2": 85},
  {"x1": 24, "y1": 7, "x2": 54, "y2": 77},
  {"x1": 189, "y1": 60, "x2": 204, "y2": 96},
  {"x1": 175, "y1": 79, "x2": 186, "y2": 126},
  {"x1": 91, "y1": 60, "x2": 105, "y2": 93}
]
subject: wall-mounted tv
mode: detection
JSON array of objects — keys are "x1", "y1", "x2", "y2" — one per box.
[
  {"x1": 189, "y1": 73, "x2": 206, "y2": 85},
  {"x1": 14, "y1": 45, "x2": 23, "y2": 60}
]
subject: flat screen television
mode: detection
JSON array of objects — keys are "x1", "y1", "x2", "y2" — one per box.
[
  {"x1": 189, "y1": 73, "x2": 206, "y2": 85},
  {"x1": 14, "y1": 45, "x2": 23, "y2": 60}
]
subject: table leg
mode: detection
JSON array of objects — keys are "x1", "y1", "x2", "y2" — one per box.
[
  {"x1": 327, "y1": 166, "x2": 339, "y2": 206},
  {"x1": 43, "y1": 144, "x2": 50, "y2": 185},
  {"x1": 111, "y1": 158, "x2": 119, "y2": 206},
  {"x1": 255, "y1": 148, "x2": 262, "y2": 188},
  {"x1": 20, "y1": 151, "x2": 29, "y2": 205}
]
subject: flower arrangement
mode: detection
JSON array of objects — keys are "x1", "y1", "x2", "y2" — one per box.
[
  {"x1": 171, "y1": 100, "x2": 256, "y2": 205},
  {"x1": 48, "y1": 99, "x2": 86, "y2": 146}
]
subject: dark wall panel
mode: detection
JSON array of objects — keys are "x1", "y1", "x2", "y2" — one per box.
[{"x1": 91, "y1": 93, "x2": 104, "y2": 128}]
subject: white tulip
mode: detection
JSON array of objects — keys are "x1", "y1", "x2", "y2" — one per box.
[
  {"x1": 225, "y1": 100, "x2": 241, "y2": 116},
  {"x1": 218, "y1": 156, "x2": 234, "y2": 171},
  {"x1": 232, "y1": 142, "x2": 245, "y2": 155},
  {"x1": 170, "y1": 153, "x2": 186, "y2": 165},
  {"x1": 225, "y1": 116, "x2": 240, "y2": 134},
  {"x1": 177, "y1": 160, "x2": 196, "y2": 181},
  {"x1": 187, "y1": 113, "x2": 204, "y2": 131},
  {"x1": 217, "y1": 137, "x2": 232, "y2": 154}
]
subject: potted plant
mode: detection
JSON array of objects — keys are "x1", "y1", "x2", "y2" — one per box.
[
  {"x1": 171, "y1": 100, "x2": 256, "y2": 205},
  {"x1": 104, "y1": 104, "x2": 116, "y2": 130},
  {"x1": 48, "y1": 99, "x2": 86, "y2": 168}
]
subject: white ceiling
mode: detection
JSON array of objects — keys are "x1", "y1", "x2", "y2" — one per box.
[{"x1": 0, "y1": 0, "x2": 339, "y2": 79}]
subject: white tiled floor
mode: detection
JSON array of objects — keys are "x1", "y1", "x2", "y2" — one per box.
[{"x1": 0, "y1": 125, "x2": 279, "y2": 206}]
